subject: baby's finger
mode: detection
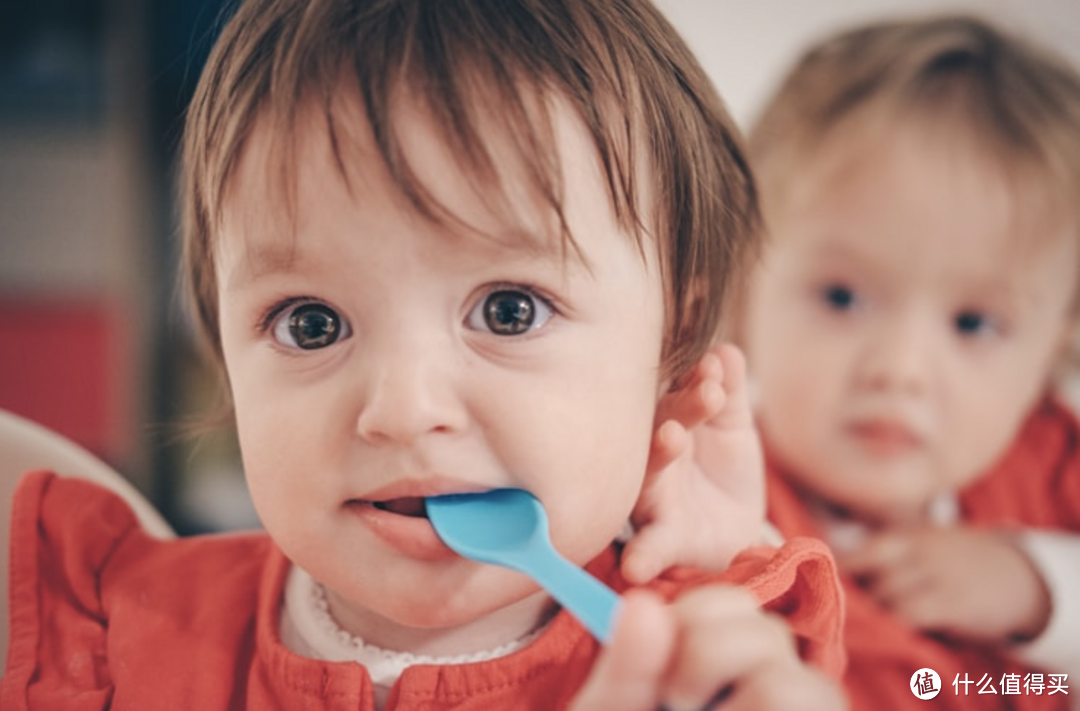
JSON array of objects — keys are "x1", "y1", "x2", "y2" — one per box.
[
  {"x1": 721, "y1": 664, "x2": 847, "y2": 711},
  {"x1": 665, "y1": 614, "x2": 797, "y2": 710},
  {"x1": 861, "y1": 558, "x2": 931, "y2": 609},
  {"x1": 620, "y1": 522, "x2": 678, "y2": 585},
  {"x1": 837, "y1": 532, "x2": 912, "y2": 577},
  {"x1": 644, "y1": 419, "x2": 691, "y2": 480},
  {"x1": 886, "y1": 583, "x2": 952, "y2": 632},
  {"x1": 569, "y1": 591, "x2": 675, "y2": 711},
  {"x1": 662, "y1": 587, "x2": 795, "y2": 711},
  {"x1": 657, "y1": 350, "x2": 725, "y2": 428},
  {"x1": 706, "y1": 344, "x2": 754, "y2": 430}
]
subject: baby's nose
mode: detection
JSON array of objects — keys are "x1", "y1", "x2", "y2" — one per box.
[
  {"x1": 354, "y1": 348, "x2": 468, "y2": 444},
  {"x1": 858, "y1": 317, "x2": 933, "y2": 394}
]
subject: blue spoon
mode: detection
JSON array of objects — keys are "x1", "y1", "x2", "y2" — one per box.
[
  {"x1": 426, "y1": 487, "x2": 621, "y2": 643},
  {"x1": 427, "y1": 488, "x2": 731, "y2": 710}
]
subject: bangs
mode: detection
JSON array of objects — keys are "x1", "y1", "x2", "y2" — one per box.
[
  {"x1": 183, "y1": 0, "x2": 759, "y2": 382},
  {"x1": 199, "y1": 0, "x2": 652, "y2": 265}
]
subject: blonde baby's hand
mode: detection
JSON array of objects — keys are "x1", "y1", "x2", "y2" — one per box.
[
  {"x1": 839, "y1": 526, "x2": 1051, "y2": 644},
  {"x1": 568, "y1": 587, "x2": 846, "y2": 711},
  {"x1": 622, "y1": 344, "x2": 766, "y2": 584}
]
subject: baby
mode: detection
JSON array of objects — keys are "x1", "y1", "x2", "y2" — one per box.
[
  {"x1": 739, "y1": 13, "x2": 1080, "y2": 711},
  {"x1": 1, "y1": 1, "x2": 845, "y2": 709}
]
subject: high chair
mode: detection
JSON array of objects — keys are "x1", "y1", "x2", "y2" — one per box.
[{"x1": 0, "y1": 408, "x2": 174, "y2": 669}]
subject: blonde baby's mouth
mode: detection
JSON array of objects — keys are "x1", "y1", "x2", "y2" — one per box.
[{"x1": 849, "y1": 420, "x2": 922, "y2": 455}]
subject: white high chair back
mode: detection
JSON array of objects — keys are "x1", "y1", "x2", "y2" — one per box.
[{"x1": 0, "y1": 408, "x2": 175, "y2": 670}]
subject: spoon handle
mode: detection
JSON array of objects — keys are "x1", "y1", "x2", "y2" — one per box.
[{"x1": 525, "y1": 545, "x2": 622, "y2": 643}]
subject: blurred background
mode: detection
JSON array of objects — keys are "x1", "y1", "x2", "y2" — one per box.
[{"x1": 1, "y1": 0, "x2": 1078, "y2": 534}]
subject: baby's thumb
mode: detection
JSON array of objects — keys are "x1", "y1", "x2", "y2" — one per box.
[
  {"x1": 568, "y1": 591, "x2": 674, "y2": 711},
  {"x1": 620, "y1": 526, "x2": 678, "y2": 585}
]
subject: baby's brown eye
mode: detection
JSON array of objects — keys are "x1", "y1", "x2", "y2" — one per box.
[
  {"x1": 466, "y1": 288, "x2": 553, "y2": 336},
  {"x1": 484, "y1": 291, "x2": 535, "y2": 335},
  {"x1": 272, "y1": 302, "x2": 349, "y2": 350}
]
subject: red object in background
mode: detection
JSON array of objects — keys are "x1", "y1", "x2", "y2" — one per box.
[{"x1": 0, "y1": 297, "x2": 132, "y2": 465}]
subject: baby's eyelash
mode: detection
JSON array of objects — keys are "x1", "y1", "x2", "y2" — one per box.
[
  {"x1": 256, "y1": 296, "x2": 313, "y2": 333},
  {"x1": 485, "y1": 283, "x2": 560, "y2": 313}
]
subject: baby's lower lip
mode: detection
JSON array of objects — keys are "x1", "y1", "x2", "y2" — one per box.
[
  {"x1": 347, "y1": 499, "x2": 456, "y2": 561},
  {"x1": 849, "y1": 421, "x2": 921, "y2": 454}
]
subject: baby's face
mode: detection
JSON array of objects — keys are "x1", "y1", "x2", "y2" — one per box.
[
  {"x1": 745, "y1": 117, "x2": 1078, "y2": 525},
  {"x1": 214, "y1": 87, "x2": 666, "y2": 650}
]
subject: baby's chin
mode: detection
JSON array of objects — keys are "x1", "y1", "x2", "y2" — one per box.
[
  {"x1": 840, "y1": 486, "x2": 945, "y2": 527},
  {"x1": 343, "y1": 582, "x2": 555, "y2": 655},
  {"x1": 791, "y1": 463, "x2": 940, "y2": 525}
]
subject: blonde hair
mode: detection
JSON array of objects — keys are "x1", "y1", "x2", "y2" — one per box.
[
  {"x1": 743, "y1": 13, "x2": 1080, "y2": 378},
  {"x1": 181, "y1": 0, "x2": 759, "y2": 387},
  {"x1": 749, "y1": 14, "x2": 1080, "y2": 242}
]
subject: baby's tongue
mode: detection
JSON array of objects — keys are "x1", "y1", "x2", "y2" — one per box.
[{"x1": 377, "y1": 497, "x2": 427, "y2": 517}]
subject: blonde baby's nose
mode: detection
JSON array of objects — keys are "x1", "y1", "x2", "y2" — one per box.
[{"x1": 857, "y1": 317, "x2": 933, "y2": 394}]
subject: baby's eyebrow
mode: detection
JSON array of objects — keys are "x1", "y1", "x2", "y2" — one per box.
[
  {"x1": 221, "y1": 223, "x2": 594, "y2": 292},
  {"x1": 222, "y1": 239, "x2": 301, "y2": 291},
  {"x1": 474, "y1": 227, "x2": 591, "y2": 268}
]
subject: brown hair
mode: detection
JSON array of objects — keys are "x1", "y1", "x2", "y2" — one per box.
[
  {"x1": 749, "y1": 14, "x2": 1080, "y2": 242},
  {"x1": 181, "y1": 0, "x2": 758, "y2": 387}
]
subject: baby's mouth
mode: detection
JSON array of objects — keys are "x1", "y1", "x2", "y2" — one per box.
[{"x1": 370, "y1": 497, "x2": 429, "y2": 518}]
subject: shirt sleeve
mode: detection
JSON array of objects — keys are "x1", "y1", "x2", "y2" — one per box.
[
  {"x1": 738, "y1": 536, "x2": 847, "y2": 680},
  {"x1": 662, "y1": 535, "x2": 847, "y2": 680},
  {"x1": 1010, "y1": 530, "x2": 1080, "y2": 692},
  {"x1": 1, "y1": 470, "x2": 141, "y2": 711}
]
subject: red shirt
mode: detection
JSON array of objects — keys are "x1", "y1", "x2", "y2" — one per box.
[
  {"x1": 4, "y1": 470, "x2": 844, "y2": 710},
  {"x1": 767, "y1": 397, "x2": 1080, "y2": 711}
]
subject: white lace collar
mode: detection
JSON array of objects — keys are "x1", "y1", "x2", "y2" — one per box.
[
  {"x1": 810, "y1": 492, "x2": 959, "y2": 553},
  {"x1": 280, "y1": 565, "x2": 546, "y2": 693}
]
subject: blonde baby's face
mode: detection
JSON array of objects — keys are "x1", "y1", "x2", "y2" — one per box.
[
  {"x1": 213, "y1": 86, "x2": 666, "y2": 653},
  {"x1": 745, "y1": 116, "x2": 1078, "y2": 525}
]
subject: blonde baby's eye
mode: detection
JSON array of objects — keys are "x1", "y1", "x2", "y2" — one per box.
[
  {"x1": 466, "y1": 288, "x2": 553, "y2": 336},
  {"x1": 822, "y1": 284, "x2": 858, "y2": 311},
  {"x1": 271, "y1": 302, "x2": 351, "y2": 350},
  {"x1": 954, "y1": 310, "x2": 997, "y2": 338}
]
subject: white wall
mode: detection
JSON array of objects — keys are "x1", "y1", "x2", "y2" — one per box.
[{"x1": 657, "y1": 0, "x2": 1080, "y2": 129}]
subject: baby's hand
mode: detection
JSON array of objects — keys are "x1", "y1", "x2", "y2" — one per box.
[
  {"x1": 622, "y1": 344, "x2": 766, "y2": 584},
  {"x1": 569, "y1": 586, "x2": 845, "y2": 711},
  {"x1": 839, "y1": 526, "x2": 1051, "y2": 644}
]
